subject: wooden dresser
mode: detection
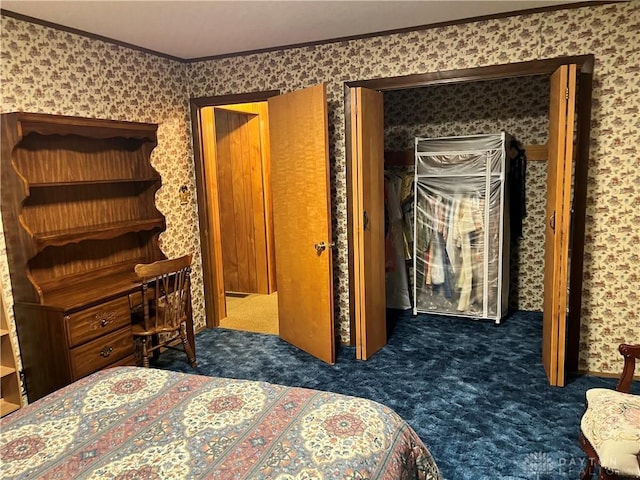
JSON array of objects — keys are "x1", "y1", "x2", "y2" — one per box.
[{"x1": 1, "y1": 112, "x2": 167, "y2": 402}]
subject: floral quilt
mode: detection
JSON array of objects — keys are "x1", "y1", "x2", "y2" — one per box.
[{"x1": 1, "y1": 367, "x2": 441, "y2": 479}]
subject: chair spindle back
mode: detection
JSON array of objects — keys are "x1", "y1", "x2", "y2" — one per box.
[{"x1": 135, "y1": 254, "x2": 192, "y2": 333}]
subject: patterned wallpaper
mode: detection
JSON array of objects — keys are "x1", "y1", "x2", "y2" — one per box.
[
  {"x1": 1, "y1": 0, "x2": 639, "y2": 376},
  {"x1": 383, "y1": 76, "x2": 550, "y2": 311}
]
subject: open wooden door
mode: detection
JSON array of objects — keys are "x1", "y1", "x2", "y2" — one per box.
[
  {"x1": 268, "y1": 84, "x2": 335, "y2": 364},
  {"x1": 350, "y1": 87, "x2": 387, "y2": 359},
  {"x1": 542, "y1": 64, "x2": 577, "y2": 386}
]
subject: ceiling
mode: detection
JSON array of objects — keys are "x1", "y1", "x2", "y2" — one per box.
[{"x1": 1, "y1": 1, "x2": 594, "y2": 60}]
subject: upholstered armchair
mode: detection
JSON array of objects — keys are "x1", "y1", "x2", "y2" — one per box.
[{"x1": 579, "y1": 344, "x2": 640, "y2": 479}]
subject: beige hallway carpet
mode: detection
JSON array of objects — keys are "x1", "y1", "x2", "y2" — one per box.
[{"x1": 220, "y1": 292, "x2": 279, "y2": 335}]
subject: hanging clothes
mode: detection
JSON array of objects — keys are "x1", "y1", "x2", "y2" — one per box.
[
  {"x1": 426, "y1": 195, "x2": 445, "y2": 285},
  {"x1": 445, "y1": 197, "x2": 461, "y2": 274},
  {"x1": 385, "y1": 174, "x2": 412, "y2": 310},
  {"x1": 423, "y1": 194, "x2": 454, "y2": 300},
  {"x1": 455, "y1": 196, "x2": 478, "y2": 311},
  {"x1": 509, "y1": 139, "x2": 527, "y2": 242},
  {"x1": 384, "y1": 179, "x2": 396, "y2": 273}
]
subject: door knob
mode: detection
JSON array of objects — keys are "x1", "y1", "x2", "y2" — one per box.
[{"x1": 314, "y1": 241, "x2": 335, "y2": 254}]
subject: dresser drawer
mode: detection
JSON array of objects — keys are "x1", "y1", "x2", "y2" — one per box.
[
  {"x1": 70, "y1": 327, "x2": 134, "y2": 380},
  {"x1": 66, "y1": 297, "x2": 131, "y2": 347}
]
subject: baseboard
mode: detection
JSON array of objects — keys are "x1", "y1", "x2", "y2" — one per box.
[
  {"x1": 226, "y1": 292, "x2": 250, "y2": 298},
  {"x1": 577, "y1": 369, "x2": 640, "y2": 381}
]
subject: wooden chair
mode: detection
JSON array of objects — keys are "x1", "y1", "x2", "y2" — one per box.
[
  {"x1": 579, "y1": 344, "x2": 640, "y2": 480},
  {"x1": 132, "y1": 254, "x2": 197, "y2": 368}
]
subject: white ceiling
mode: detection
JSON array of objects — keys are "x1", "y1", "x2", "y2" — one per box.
[{"x1": 1, "y1": 1, "x2": 593, "y2": 60}]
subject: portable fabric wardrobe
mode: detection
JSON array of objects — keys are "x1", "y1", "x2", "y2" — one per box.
[{"x1": 412, "y1": 133, "x2": 511, "y2": 323}]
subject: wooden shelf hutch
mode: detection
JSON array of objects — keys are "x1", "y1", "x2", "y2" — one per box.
[{"x1": 1, "y1": 112, "x2": 167, "y2": 402}]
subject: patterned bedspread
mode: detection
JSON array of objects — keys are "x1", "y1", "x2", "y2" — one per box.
[{"x1": 1, "y1": 367, "x2": 440, "y2": 479}]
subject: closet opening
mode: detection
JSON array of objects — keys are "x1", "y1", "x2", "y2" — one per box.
[
  {"x1": 382, "y1": 79, "x2": 547, "y2": 324},
  {"x1": 345, "y1": 55, "x2": 594, "y2": 385}
]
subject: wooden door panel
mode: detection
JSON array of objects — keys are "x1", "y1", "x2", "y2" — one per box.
[
  {"x1": 218, "y1": 102, "x2": 276, "y2": 293},
  {"x1": 542, "y1": 67, "x2": 564, "y2": 385},
  {"x1": 351, "y1": 87, "x2": 387, "y2": 360},
  {"x1": 229, "y1": 112, "x2": 251, "y2": 291},
  {"x1": 268, "y1": 84, "x2": 335, "y2": 364},
  {"x1": 246, "y1": 115, "x2": 269, "y2": 294},
  {"x1": 215, "y1": 109, "x2": 269, "y2": 295},
  {"x1": 542, "y1": 64, "x2": 577, "y2": 387},
  {"x1": 556, "y1": 65, "x2": 577, "y2": 386},
  {"x1": 215, "y1": 110, "x2": 240, "y2": 291}
]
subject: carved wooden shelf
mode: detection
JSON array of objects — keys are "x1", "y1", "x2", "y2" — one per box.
[
  {"x1": 32, "y1": 218, "x2": 165, "y2": 252},
  {"x1": 1, "y1": 112, "x2": 166, "y2": 401},
  {"x1": 28, "y1": 178, "x2": 159, "y2": 188}
]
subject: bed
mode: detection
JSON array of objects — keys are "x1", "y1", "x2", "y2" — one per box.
[{"x1": 1, "y1": 366, "x2": 440, "y2": 479}]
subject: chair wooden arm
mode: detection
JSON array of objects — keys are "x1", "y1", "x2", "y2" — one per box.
[{"x1": 616, "y1": 344, "x2": 640, "y2": 393}]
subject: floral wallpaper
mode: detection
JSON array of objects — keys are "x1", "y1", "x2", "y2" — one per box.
[{"x1": 1, "y1": 0, "x2": 639, "y2": 377}]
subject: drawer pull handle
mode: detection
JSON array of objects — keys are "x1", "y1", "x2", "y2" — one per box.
[
  {"x1": 100, "y1": 346, "x2": 113, "y2": 357},
  {"x1": 95, "y1": 311, "x2": 116, "y2": 328}
]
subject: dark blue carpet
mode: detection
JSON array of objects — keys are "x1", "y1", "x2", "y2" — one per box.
[{"x1": 153, "y1": 310, "x2": 635, "y2": 479}]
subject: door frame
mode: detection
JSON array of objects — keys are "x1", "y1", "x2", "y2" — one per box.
[
  {"x1": 344, "y1": 54, "x2": 593, "y2": 374},
  {"x1": 190, "y1": 90, "x2": 280, "y2": 328}
]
